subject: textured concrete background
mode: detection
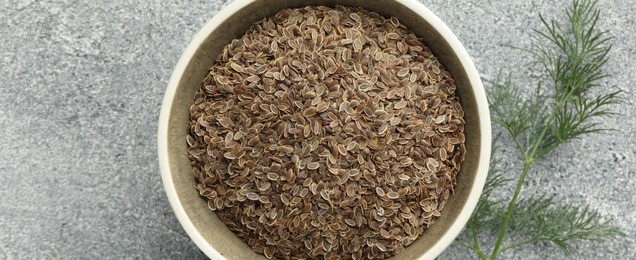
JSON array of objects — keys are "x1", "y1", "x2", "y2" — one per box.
[{"x1": 0, "y1": 0, "x2": 633, "y2": 259}]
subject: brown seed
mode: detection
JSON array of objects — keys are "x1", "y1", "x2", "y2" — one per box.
[
  {"x1": 400, "y1": 157, "x2": 413, "y2": 167},
  {"x1": 247, "y1": 135, "x2": 260, "y2": 146},
  {"x1": 390, "y1": 117, "x2": 401, "y2": 125},
  {"x1": 247, "y1": 192, "x2": 259, "y2": 201},
  {"x1": 352, "y1": 155, "x2": 363, "y2": 165},
  {"x1": 304, "y1": 240, "x2": 313, "y2": 250},
  {"x1": 337, "y1": 144, "x2": 347, "y2": 156},
  {"x1": 394, "y1": 100, "x2": 408, "y2": 109},
  {"x1": 426, "y1": 157, "x2": 439, "y2": 171},
  {"x1": 267, "y1": 172, "x2": 279, "y2": 181},
  {"x1": 303, "y1": 107, "x2": 317, "y2": 117},
  {"x1": 346, "y1": 141, "x2": 357, "y2": 151},
  {"x1": 307, "y1": 162, "x2": 320, "y2": 170},
  {"x1": 398, "y1": 174, "x2": 410, "y2": 181},
  {"x1": 258, "y1": 195, "x2": 270, "y2": 204},
  {"x1": 223, "y1": 152, "x2": 236, "y2": 160},
  {"x1": 409, "y1": 73, "x2": 417, "y2": 82},
  {"x1": 186, "y1": 135, "x2": 196, "y2": 147},
  {"x1": 375, "y1": 187, "x2": 386, "y2": 197},
  {"x1": 376, "y1": 243, "x2": 388, "y2": 252},
  {"x1": 386, "y1": 191, "x2": 399, "y2": 199},
  {"x1": 397, "y1": 68, "x2": 409, "y2": 78},
  {"x1": 387, "y1": 32, "x2": 400, "y2": 40},
  {"x1": 320, "y1": 190, "x2": 330, "y2": 201},
  {"x1": 378, "y1": 124, "x2": 389, "y2": 135},
  {"x1": 230, "y1": 62, "x2": 243, "y2": 73},
  {"x1": 264, "y1": 247, "x2": 275, "y2": 259}
]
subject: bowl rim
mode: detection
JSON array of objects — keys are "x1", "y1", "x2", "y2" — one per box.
[{"x1": 158, "y1": 0, "x2": 491, "y2": 259}]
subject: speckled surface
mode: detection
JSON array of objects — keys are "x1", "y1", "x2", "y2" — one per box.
[{"x1": 0, "y1": 0, "x2": 633, "y2": 259}]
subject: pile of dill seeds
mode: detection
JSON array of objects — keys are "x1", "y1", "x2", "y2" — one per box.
[{"x1": 187, "y1": 5, "x2": 466, "y2": 259}]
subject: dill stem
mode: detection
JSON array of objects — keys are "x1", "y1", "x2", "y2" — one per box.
[
  {"x1": 490, "y1": 161, "x2": 531, "y2": 259},
  {"x1": 500, "y1": 238, "x2": 540, "y2": 253},
  {"x1": 471, "y1": 224, "x2": 488, "y2": 260},
  {"x1": 489, "y1": 93, "x2": 563, "y2": 259}
]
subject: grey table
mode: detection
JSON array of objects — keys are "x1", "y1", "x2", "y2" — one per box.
[{"x1": 1, "y1": 0, "x2": 633, "y2": 259}]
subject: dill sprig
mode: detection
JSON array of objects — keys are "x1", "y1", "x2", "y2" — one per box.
[{"x1": 455, "y1": 0, "x2": 624, "y2": 259}]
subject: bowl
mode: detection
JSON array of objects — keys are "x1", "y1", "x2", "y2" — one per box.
[{"x1": 158, "y1": 0, "x2": 491, "y2": 259}]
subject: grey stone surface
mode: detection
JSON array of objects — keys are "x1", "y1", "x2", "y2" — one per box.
[{"x1": 0, "y1": 0, "x2": 632, "y2": 259}]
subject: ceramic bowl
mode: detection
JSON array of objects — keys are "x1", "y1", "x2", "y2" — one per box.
[{"x1": 158, "y1": 0, "x2": 491, "y2": 259}]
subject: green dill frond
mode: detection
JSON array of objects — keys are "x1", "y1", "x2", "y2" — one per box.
[
  {"x1": 529, "y1": 0, "x2": 622, "y2": 159},
  {"x1": 542, "y1": 90, "x2": 622, "y2": 157},
  {"x1": 501, "y1": 196, "x2": 625, "y2": 255},
  {"x1": 488, "y1": 0, "x2": 621, "y2": 161},
  {"x1": 479, "y1": 136, "x2": 509, "y2": 199},
  {"x1": 457, "y1": 1, "x2": 624, "y2": 258},
  {"x1": 533, "y1": 0, "x2": 612, "y2": 96},
  {"x1": 468, "y1": 138, "x2": 509, "y2": 232},
  {"x1": 456, "y1": 140, "x2": 509, "y2": 258},
  {"x1": 487, "y1": 74, "x2": 550, "y2": 158}
]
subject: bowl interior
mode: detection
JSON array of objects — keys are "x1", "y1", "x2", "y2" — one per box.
[{"x1": 161, "y1": 0, "x2": 487, "y2": 259}]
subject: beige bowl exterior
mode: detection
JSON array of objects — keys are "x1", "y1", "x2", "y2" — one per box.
[{"x1": 158, "y1": 0, "x2": 491, "y2": 259}]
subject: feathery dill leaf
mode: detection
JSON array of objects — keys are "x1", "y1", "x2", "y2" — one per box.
[
  {"x1": 455, "y1": 1, "x2": 624, "y2": 259},
  {"x1": 455, "y1": 141, "x2": 508, "y2": 259},
  {"x1": 502, "y1": 196, "x2": 625, "y2": 255},
  {"x1": 487, "y1": 74, "x2": 550, "y2": 158},
  {"x1": 528, "y1": 0, "x2": 621, "y2": 159},
  {"x1": 468, "y1": 137, "x2": 509, "y2": 232}
]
